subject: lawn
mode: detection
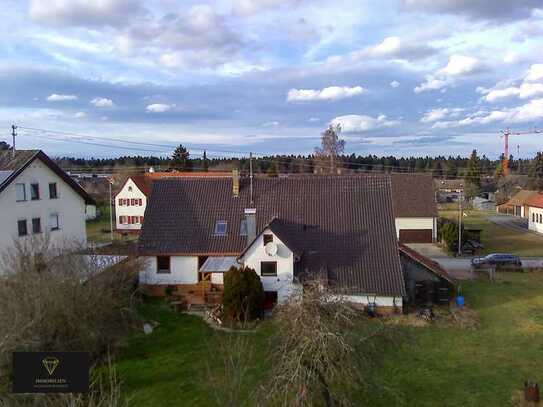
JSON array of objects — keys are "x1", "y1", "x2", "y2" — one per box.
[
  {"x1": 439, "y1": 209, "x2": 543, "y2": 257},
  {"x1": 86, "y1": 205, "x2": 138, "y2": 244},
  {"x1": 116, "y1": 273, "x2": 543, "y2": 406}
]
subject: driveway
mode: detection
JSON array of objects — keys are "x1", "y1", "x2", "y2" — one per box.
[{"x1": 487, "y1": 215, "x2": 530, "y2": 233}]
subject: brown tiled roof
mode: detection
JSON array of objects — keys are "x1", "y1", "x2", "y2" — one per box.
[
  {"x1": 398, "y1": 243, "x2": 457, "y2": 287},
  {"x1": 139, "y1": 175, "x2": 405, "y2": 296},
  {"x1": 390, "y1": 174, "x2": 438, "y2": 218},
  {"x1": 526, "y1": 192, "x2": 543, "y2": 209},
  {"x1": 122, "y1": 172, "x2": 233, "y2": 197},
  {"x1": 0, "y1": 150, "x2": 94, "y2": 204},
  {"x1": 508, "y1": 190, "x2": 538, "y2": 206}
]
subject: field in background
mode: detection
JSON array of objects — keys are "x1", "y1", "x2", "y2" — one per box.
[{"x1": 439, "y1": 208, "x2": 543, "y2": 257}]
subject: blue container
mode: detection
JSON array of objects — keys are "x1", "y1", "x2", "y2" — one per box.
[{"x1": 456, "y1": 296, "x2": 465, "y2": 307}]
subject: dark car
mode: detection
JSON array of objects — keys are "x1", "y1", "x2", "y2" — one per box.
[{"x1": 471, "y1": 253, "x2": 521, "y2": 268}]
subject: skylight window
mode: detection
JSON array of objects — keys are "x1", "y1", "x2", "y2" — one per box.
[
  {"x1": 240, "y1": 219, "x2": 247, "y2": 236},
  {"x1": 214, "y1": 221, "x2": 228, "y2": 236}
]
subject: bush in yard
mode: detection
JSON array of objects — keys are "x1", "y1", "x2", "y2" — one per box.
[
  {"x1": 222, "y1": 266, "x2": 264, "y2": 322},
  {"x1": 441, "y1": 221, "x2": 467, "y2": 253},
  {"x1": 0, "y1": 235, "x2": 143, "y2": 373}
]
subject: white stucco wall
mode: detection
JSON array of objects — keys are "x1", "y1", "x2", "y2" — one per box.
[
  {"x1": 139, "y1": 255, "x2": 199, "y2": 284},
  {"x1": 85, "y1": 204, "x2": 97, "y2": 220},
  {"x1": 240, "y1": 228, "x2": 296, "y2": 303},
  {"x1": 528, "y1": 206, "x2": 543, "y2": 234},
  {"x1": 395, "y1": 217, "x2": 437, "y2": 240},
  {"x1": 115, "y1": 178, "x2": 147, "y2": 230},
  {"x1": 0, "y1": 158, "x2": 87, "y2": 256}
]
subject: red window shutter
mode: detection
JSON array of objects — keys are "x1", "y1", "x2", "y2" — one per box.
[
  {"x1": 140, "y1": 216, "x2": 144, "y2": 223},
  {"x1": 118, "y1": 199, "x2": 122, "y2": 206},
  {"x1": 139, "y1": 198, "x2": 142, "y2": 206}
]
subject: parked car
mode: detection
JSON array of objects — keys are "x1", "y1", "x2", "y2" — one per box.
[{"x1": 471, "y1": 253, "x2": 521, "y2": 268}]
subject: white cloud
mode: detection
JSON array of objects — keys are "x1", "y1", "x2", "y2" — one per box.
[
  {"x1": 29, "y1": 0, "x2": 141, "y2": 27},
  {"x1": 146, "y1": 103, "x2": 173, "y2": 113},
  {"x1": 330, "y1": 114, "x2": 399, "y2": 133},
  {"x1": 420, "y1": 108, "x2": 463, "y2": 123},
  {"x1": 46, "y1": 93, "x2": 78, "y2": 102},
  {"x1": 308, "y1": 117, "x2": 320, "y2": 122},
  {"x1": 414, "y1": 76, "x2": 449, "y2": 93},
  {"x1": 262, "y1": 120, "x2": 280, "y2": 127},
  {"x1": 390, "y1": 80, "x2": 400, "y2": 88},
  {"x1": 438, "y1": 55, "x2": 480, "y2": 76},
  {"x1": 287, "y1": 86, "x2": 366, "y2": 102},
  {"x1": 73, "y1": 111, "x2": 87, "y2": 118},
  {"x1": 231, "y1": 0, "x2": 301, "y2": 16},
  {"x1": 483, "y1": 87, "x2": 520, "y2": 102},
  {"x1": 90, "y1": 97, "x2": 115, "y2": 108},
  {"x1": 526, "y1": 64, "x2": 543, "y2": 82}
]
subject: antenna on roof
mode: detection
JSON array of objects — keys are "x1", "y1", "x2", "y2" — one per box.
[
  {"x1": 11, "y1": 124, "x2": 17, "y2": 158},
  {"x1": 249, "y1": 152, "x2": 254, "y2": 205}
]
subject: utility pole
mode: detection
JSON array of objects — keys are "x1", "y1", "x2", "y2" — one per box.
[
  {"x1": 11, "y1": 124, "x2": 17, "y2": 158},
  {"x1": 458, "y1": 188, "x2": 463, "y2": 257},
  {"x1": 249, "y1": 152, "x2": 254, "y2": 205},
  {"x1": 108, "y1": 179, "x2": 114, "y2": 242}
]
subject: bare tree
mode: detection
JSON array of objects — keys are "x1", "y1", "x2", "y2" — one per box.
[
  {"x1": 315, "y1": 124, "x2": 345, "y2": 174},
  {"x1": 262, "y1": 282, "x2": 392, "y2": 407}
]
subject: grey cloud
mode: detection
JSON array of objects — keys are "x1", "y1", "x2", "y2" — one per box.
[{"x1": 400, "y1": 0, "x2": 542, "y2": 21}]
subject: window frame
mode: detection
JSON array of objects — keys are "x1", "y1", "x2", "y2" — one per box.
[
  {"x1": 16, "y1": 183, "x2": 26, "y2": 202},
  {"x1": 214, "y1": 221, "x2": 228, "y2": 236},
  {"x1": 240, "y1": 219, "x2": 248, "y2": 236},
  {"x1": 17, "y1": 219, "x2": 28, "y2": 237},
  {"x1": 49, "y1": 213, "x2": 60, "y2": 231},
  {"x1": 263, "y1": 234, "x2": 274, "y2": 245},
  {"x1": 32, "y1": 217, "x2": 42, "y2": 234},
  {"x1": 49, "y1": 182, "x2": 58, "y2": 199},
  {"x1": 30, "y1": 183, "x2": 40, "y2": 200},
  {"x1": 261, "y1": 261, "x2": 278, "y2": 277},
  {"x1": 156, "y1": 256, "x2": 171, "y2": 274}
]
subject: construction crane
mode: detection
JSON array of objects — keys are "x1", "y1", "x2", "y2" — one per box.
[{"x1": 500, "y1": 127, "x2": 542, "y2": 176}]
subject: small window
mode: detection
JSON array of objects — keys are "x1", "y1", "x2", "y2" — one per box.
[
  {"x1": 263, "y1": 234, "x2": 273, "y2": 245},
  {"x1": 240, "y1": 219, "x2": 247, "y2": 236},
  {"x1": 32, "y1": 218, "x2": 41, "y2": 234},
  {"x1": 261, "y1": 261, "x2": 277, "y2": 276},
  {"x1": 16, "y1": 183, "x2": 26, "y2": 201},
  {"x1": 30, "y1": 183, "x2": 40, "y2": 200},
  {"x1": 17, "y1": 219, "x2": 27, "y2": 237},
  {"x1": 139, "y1": 198, "x2": 143, "y2": 206},
  {"x1": 128, "y1": 186, "x2": 133, "y2": 192},
  {"x1": 157, "y1": 256, "x2": 171, "y2": 274},
  {"x1": 140, "y1": 216, "x2": 144, "y2": 224},
  {"x1": 214, "y1": 221, "x2": 228, "y2": 236},
  {"x1": 49, "y1": 183, "x2": 58, "y2": 199},
  {"x1": 49, "y1": 213, "x2": 60, "y2": 231}
]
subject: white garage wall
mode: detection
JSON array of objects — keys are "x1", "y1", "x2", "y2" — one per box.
[{"x1": 395, "y1": 217, "x2": 436, "y2": 240}]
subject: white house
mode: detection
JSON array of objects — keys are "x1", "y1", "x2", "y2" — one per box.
[
  {"x1": 137, "y1": 175, "x2": 406, "y2": 312},
  {"x1": 115, "y1": 171, "x2": 232, "y2": 232},
  {"x1": 526, "y1": 193, "x2": 543, "y2": 234},
  {"x1": 0, "y1": 150, "x2": 94, "y2": 256}
]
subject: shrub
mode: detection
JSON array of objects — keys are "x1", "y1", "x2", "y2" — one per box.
[
  {"x1": 222, "y1": 266, "x2": 264, "y2": 322},
  {"x1": 441, "y1": 221, "x2": 467, "y2": 253}
]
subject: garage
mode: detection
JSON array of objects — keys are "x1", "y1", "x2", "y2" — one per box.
[{"x1": 399, "y1": 229, "x2": 433, "y2": 243}]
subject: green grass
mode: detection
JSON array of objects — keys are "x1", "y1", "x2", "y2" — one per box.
[
  {"x1": 440, "y1": 209, "x2": 543, "y2": 257},
  {"x1": 117, "y1": 273, "x2": 543, "y2": 406},
  {"x1": 86, "y1": 205, "x2": 137, "y2": 244}
]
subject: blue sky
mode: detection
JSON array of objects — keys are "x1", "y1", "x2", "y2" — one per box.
[{"x1": 1, "y1": 0, "x2": 543, "y2": 159}]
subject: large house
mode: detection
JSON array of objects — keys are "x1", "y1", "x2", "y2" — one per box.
[
  {"x1": 526, "y1": 192, "x2": 543, "y2": 234},
  {"x1": 115, "y1": 171, "x2": 231, "y2": 232},
  {"x1": 138, "y1": 175, "x2": 407, "y2": 312},
  {"x1": 390, "y1": 174, "x2": 438, "y2": 243},
  {"x1": 0, "y1": 150, "x2": 94, "y2": 255}
]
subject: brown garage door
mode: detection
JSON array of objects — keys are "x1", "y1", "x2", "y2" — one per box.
[{"x1": 399, "y1": 229, "x2": 433, "y2": 243}]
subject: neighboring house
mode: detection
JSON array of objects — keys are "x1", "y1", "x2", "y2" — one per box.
[
  {"x1": 497, "y1": 190, "x2": 538, "y2": 217},
  {"x1": 138, "y1": 175, "x2": 406, "y2": 313},
  {"x1": 526, "y1": 193, "x2": 543, "y2": 234},
  {"x1": 390, "y1": 174, "x2": 438, "y2": 243},
  {"x1": 0, "y1": 150, "x2": 94, "y2": 255},
  {"x1": 115, "y1": 171, "x2": 231, "y2": 232},
  {"x1": 434, "y1": 179, "x2": 464, "y2": 202}
]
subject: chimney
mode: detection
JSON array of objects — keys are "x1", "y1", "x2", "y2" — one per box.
[
  {"x1": 148, "y1": 166, "x2": 155, "y2": 173},
  {"x1": 232, "y1": 169, "x2": 240, "y2": 197},
  {"x1": 245, "y1": 208, "x2": 256, "y2": 242}
]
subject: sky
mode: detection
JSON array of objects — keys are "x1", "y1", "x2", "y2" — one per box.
[{"x1": 1, "y1": 0, "x2": 543, "y2": 159}]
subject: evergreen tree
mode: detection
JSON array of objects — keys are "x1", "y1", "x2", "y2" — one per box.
[
  {"x1": 202, "y1": 150, "x2": 209, "y2": 172},
  {"x1": 529, "y1": 152, "x2": 543, "y2": 190},
  {"x1": 267, "y1": 161, "x2": 279, "y2": 177},
  {"x1": 0, "y1": 141, "x2": 10, "y2": 151},
  {"x1": 172, "y1": 144, "x2": 190, "y2": 171},
  {"x1": 464, "y1": 149, "x2": 481, "y2": 199}
]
